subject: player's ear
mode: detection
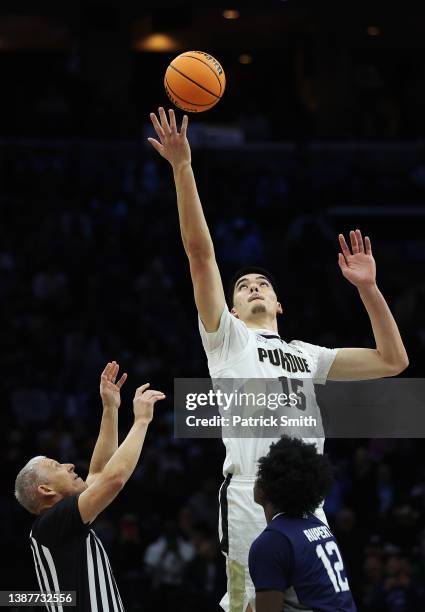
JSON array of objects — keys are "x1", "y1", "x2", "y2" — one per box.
[
  {"x1": 277, "y1": 302, "x2": 283, "y2": 315},
  {"x1": 231, "y1": 307, "x2": 240, "y2": 319},
  {"x1": 253, "y1": 481, "x2": 265, "y2": 505}
]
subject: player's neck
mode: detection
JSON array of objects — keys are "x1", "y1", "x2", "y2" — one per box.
[
  {"x1": 244, "y1": 315, "x2": 278, "y2": 332},
  {"x1": 264, "y1": 503, "x2": 280, "y2": 524}
]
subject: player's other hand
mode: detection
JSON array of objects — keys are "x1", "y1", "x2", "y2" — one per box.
[
  {"x1": 100, "y1": 361, "x2": 127, "y2": 410},
  {"x1": 133, "y1": 383, "x2": 165, "y2": 425},
  {"x1": 338, "y1": 230, "x2": 376, "y2": 288},
  {"x1": 148, "y1": 108, "x2": 191, "y2": 170}
]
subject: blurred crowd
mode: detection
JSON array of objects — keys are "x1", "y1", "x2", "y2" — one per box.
[{"x1": 0, "y1": 140, "x2": 424, "y2": 611}]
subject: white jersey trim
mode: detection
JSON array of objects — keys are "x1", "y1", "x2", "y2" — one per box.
[
  {"x1": 30, "y1": 535, "x2": 56, "y2": 612},
  {"x1": 86, "y1": 533, "x2": 99, "y2": 611}
]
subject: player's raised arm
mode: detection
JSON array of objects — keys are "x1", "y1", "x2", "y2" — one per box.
[
  {"x1": 328, "y1": 230, "x2": 409, "y2": 380},
  {"x1": 148, "y1": 107, "x2": 225, "y2": 332},
  {"x1": 78, "y1": 384, "x2": 165, "y2": 524}
]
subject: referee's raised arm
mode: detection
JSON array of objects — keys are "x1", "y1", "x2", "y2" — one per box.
[
  {"x1": 148, "y1": 108, "x2": 225, "y2": 333},
  {"x1": 85, "y1": 361, "x2": 127, "y2": 488},
  {"x1": 15, "y1": 369, "x2": 165, "y2": 611},
  {"x1": 78, "y1": 383, "x2": 165, "y2": 524}
]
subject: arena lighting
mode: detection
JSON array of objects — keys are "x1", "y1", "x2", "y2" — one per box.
[
  {"x1": 239, "y1": 53, "x2": 253, "y2": 64},
  {"x1": 136, "y1": 32, "x2": 179, "y2": 51},
  {"x1": 223, "y1": 9, "x2": 240, "y2": 19},
  {"x1": 367, "y1": 25, "x2": 381, "y2": 36}
]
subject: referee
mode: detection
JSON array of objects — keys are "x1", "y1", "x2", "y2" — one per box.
[{"x1": 14, "y1": 361, "x2": 165, "y2": 611}]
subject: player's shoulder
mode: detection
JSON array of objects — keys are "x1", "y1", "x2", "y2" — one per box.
[
  {"x1": 288, "y1": 339, "x2": 332, "y2": 356},
  {"x1": 255, "y1": 523, "x2": 293, "y2": 550},
  {"x1": 289, "y1": 339, "x2": 316, "y2": 350},
  {"x1": 250, "y1": 523, "x2": 294, "y2": 570},
  {"x1": 198, "y1": 304, "x2": 248, "y2": 336}
]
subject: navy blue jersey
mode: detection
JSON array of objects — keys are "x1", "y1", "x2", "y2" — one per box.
[{"x1": 249, "y1": 513, "x2": 357, "y2": 612}]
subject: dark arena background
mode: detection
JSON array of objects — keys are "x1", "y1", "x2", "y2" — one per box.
[{"x1": 1, "y1": 2, "x2": 425, "y2": 611}]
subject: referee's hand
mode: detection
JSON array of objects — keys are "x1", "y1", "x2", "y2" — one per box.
[
  {"x1": 133, "y1": 383, "x2": 165, "y2": 425},
  {"x1": 100, "y1": 361, "x2": 127, "y2": 410}
]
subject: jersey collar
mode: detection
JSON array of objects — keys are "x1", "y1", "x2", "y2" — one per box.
[{"x1": 257, "y1": 331, "x2": 282, "y2": 341}]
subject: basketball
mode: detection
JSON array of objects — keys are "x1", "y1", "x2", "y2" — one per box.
[{"x1": 164, "y1": 51, "x2": 226, "y2": 113}]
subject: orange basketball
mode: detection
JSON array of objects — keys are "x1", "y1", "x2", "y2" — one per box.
[{"x1": 164, "y1": 51, "x2": 226, "y2": 113}]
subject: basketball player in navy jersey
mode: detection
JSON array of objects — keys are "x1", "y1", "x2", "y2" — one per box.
[
  {"x1": 249, "y1": 436, "x2": 357, "y2": 612},
  {"x1": 148, "y1": 108, "x2": 408, "y2": 612}
]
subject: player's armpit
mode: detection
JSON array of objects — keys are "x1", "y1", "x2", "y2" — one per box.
[
  {"x1": 255, "y1": 590, "x2": 285, "y2": 612},
  {"x1": 327, "y1": 347, "x2": 406, "y2": 381},
  {"x1": 78, "y1": 473, "x2": 124, "y2": 524},
  {"x1": 189, "y1": 254, "x2": 226, "y2": 332}
]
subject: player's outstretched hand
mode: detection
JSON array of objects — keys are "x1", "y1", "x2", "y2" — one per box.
[
  {"x1": 133, "y1": 383, "x2": 165, "y2": 425},
  {"x1": 100, "y1": 361, "x2": 127, "y2": 410},
  {"x1": 148, "y1": 108, "x2": 191, "y2": 170},
  {"x1": 338, "y1": 230, "x2": 376, "y2": 288}
]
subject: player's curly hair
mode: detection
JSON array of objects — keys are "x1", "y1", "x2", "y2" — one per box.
[{"x1": 256, "y1": 436, "x2": 333, "y2": 517}]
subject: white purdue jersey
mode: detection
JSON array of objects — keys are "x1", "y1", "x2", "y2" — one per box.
[{"x1": 199, "y1": 306, "x2": 339, "y2": 477}]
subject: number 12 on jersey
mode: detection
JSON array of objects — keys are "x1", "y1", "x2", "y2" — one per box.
[{"x1": 316, "y1": 542, "x2": 350, "y2": 593}]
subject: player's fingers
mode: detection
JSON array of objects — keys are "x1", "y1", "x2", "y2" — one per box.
[
  {"x1": 111, "y1": 362, "x2": 118, "y2": 383},
  {"x1": 365, "y1": 236, "x2": 372, "y2": 255},
  {"x1": 338, "y1": 234, "x2": 351, "y2": 259},
  {"x1": 147, "y1": 138, "x2": 164, "y2": 156},
  {"x1": 168, "y1": 108, "x2": 177, "y2": 133},
  {"x1": 116, "y1": 373, "x2": 127, "y2": 389},
  {"x1": 158, "y1": 106, "x2": 171, "y2": 134},
  {"x1": 180, "y1": 114, "x2": 189, "y2": 136},
  {"x1": 349, "y1": 230, "x2": 359, "y2": 254},
  {"x1": 355, "y1": 229, "x2": 364, "y2": 252},
  {"x1": 149, "y1": 113, "x2": 166, "y2": 141}
]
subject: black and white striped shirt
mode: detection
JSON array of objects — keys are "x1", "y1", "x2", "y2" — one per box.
[{"x1": 30, "y1": 494, "x2": 124, "y2": 611}]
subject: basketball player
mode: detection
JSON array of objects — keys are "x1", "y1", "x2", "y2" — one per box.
[
  {"x1": 15, "y1": 361, "x2": 165, "y2": 611},
  {"x1": 249, "y1": 436, "x2": 357, "y2": 612},
  {"x1": 148, "y1": 108, "x2": 408, "y2": 612}
]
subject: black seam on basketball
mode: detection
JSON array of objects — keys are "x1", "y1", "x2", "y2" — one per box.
[
  {"x1": 169, "y1": 64, "x2": 221, "y2": 99},
  {"x1": 165, "y1": 77, "x2": 219, "y2": 108},
  {"x1": 179, "y1": 54, "x2": 223, "y2": 96},
  {"x1": 165, "y1": 79, "x2": 196, "y2": 111},
  {"x1": 165, "y1": 79, "x2": 220, "y2": 113},
  {"x1": 165, "y1": 79, "x2": 198, "y2": 111}
]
